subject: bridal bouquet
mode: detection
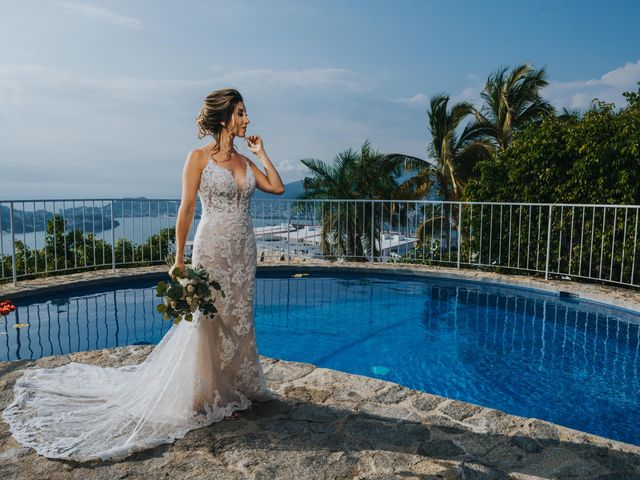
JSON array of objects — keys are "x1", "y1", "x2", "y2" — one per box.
[{"x1": 155, "y1": 255, "x2": 225, "y2": 324}]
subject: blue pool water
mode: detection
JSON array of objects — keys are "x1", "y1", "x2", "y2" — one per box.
[{"x1": 1, "y1": 268, "x2": 639, "y2": 446}]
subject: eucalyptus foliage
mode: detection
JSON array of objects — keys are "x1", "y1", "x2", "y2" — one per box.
[{"x1": 155, "y1": 261, "x2": 223, "y2": 324}]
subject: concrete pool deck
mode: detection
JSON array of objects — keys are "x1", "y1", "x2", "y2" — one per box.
[{"x1": 1, "y1": 261, "x2": 640, "y2": 478}]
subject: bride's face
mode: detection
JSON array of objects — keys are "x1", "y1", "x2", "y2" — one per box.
[{"x1": 227, "y1": 102, "x2": 250, "y2": 138}]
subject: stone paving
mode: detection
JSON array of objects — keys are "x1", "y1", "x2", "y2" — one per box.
[
  {"x1": 1, "y1": 260, "x2": 640, "y2": 478},
  {"x1": 1, "y1": 347, "x2": 640, "y2": 479}
]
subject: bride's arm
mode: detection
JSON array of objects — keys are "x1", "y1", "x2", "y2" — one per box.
[
  {"x1": 246, "y1": 150, "x2": 285, "y2": 195},
  {"x1": 175, "y1": 150, "x2": 204, "y2": 262}
]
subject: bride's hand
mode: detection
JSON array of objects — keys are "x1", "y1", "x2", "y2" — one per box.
[
  {"x1": 245, "y1": 135, "x2": 264, "y2": 155},
  {"x1": 168, "y1": 261, "x2": 185, "y2": 280}
]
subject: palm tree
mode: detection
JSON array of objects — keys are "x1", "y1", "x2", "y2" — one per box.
[
  {"x1": 300, "y1": 140, "x2": 426, "y2": 260},
  {"x1": 396, "y1": 95, "x2": 493, "y2": 203},
  {"x1": 475, "y1": 64, "x2": 555, "y2": 149},
  {"x1": 397, "y1": 94, "x2": 491, "y2": 253}
]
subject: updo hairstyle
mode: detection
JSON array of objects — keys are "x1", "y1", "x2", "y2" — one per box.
[{"x1": 196, "y1": 88, "x2": 244, "y2": 155}]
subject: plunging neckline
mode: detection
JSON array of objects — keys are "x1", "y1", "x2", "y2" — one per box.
[{"x1": 206, "y1": 158, "x2": 251, "y2": 207}]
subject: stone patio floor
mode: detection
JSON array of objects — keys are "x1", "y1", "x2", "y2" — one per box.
[{"x1": 1, "y1": 261, "x2": 640, "y2": 479}]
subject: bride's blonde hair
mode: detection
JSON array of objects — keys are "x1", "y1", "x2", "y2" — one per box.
[{"x1": 196, "y1": 88, "x2": 244, "y2": 155}]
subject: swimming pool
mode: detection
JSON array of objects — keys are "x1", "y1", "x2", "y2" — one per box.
[{"x1": 2, "y1": 267, "x2": 639, "y2": 446}]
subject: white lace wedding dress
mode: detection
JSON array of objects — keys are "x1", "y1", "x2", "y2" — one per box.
[{"x1": 2, "y1": 155, "x2": 275, "y2": 461}]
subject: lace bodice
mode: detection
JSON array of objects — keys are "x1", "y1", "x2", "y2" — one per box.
[{"x1": 199, "y1": 158, "x2": 256, "y2": 213}]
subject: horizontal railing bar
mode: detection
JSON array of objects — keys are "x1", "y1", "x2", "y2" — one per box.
[{"x1": 2, "y1": 198, "x2": 640, "y2": 209}]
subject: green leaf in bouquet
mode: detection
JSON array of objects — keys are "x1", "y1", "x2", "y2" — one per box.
[
  {"x1": 176, "y1": 299, "x2": 189, "y2": 310},
  {"x1": 199, "y1": 288, "x2": 210, "y2": 299},
  {"x1": 171, "y1": 266, "x2": 184, "y2": 279},
  {"x1": 157, "y1": 303, "x2": 167, "y2": 313},
  {"x1": 162, "y1": 312, "x2": 170, "y2": 320},
  {"x1": 210, "y1": 280, "x2": 222, "y2": 290},
  {"x1": 166, "y1": 284, "x2": 183, "y2": 299},
  {"x1": 191, "y1": 267, "x2": 203, "y2": 278},
  {"x1": 156, "y1": 281, "x2": 168, "y2": 296},
  {"x1": 202, "y1": 304, "x2": 217, "y2": 315},
  {"x1": 185, "y1": 313, "x2": 193, "y2": 322}
]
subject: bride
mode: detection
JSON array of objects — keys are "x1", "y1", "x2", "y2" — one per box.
[{"x1": 1, "y1": 88, "x2": 286, "y2": 461}]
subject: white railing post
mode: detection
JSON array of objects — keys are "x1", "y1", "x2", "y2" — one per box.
[
  {"x1": 286, "y1": 201, "x2": 291, "y2": 263},
  {"x1": 111, "y1": 201, "x2": 116, "y2": 272},
  {"x1": 10, "y1": 202, "x2": 17, "y2": 285},
  {"x1": 457, "y1": 202, "x2": 462, "y2": 269},
  {"x1": 370, "y1": 200, "x2": 375, "y2": 262},
  {"x1": 545, "y1": 204, "x2": 553, "y2": 280}
]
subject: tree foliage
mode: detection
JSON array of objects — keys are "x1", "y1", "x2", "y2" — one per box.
[
  {"x1": 1, "y1": 214, "x2": 176, "y2": 282},
  {"x1": 474, "y1": 64, "x2": 555, "y2": 150},
  {"x1": 464, "y1": 83, "x2": 640, "y2": 204},
  {"x1": 300, "y1": 139, "x2": 427, "y2": 259}
]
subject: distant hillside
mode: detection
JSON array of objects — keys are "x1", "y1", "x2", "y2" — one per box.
[
  {"x1": 252, "y1": 179, "x2": 305, "y2": 200},
  {"x1": 0, "y1": 204, "x2": 117, "y2": 233}
]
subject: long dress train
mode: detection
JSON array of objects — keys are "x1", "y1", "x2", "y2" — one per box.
[{"x1": 1, "y1": 155, "x2": 274, "y2": 461}]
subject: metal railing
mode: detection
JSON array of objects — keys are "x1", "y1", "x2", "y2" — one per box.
[{"x1": 1, "y1": 198, "x2": 639, "y2": 289}]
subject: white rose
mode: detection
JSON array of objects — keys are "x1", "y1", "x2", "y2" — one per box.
[
  {"x1": 163, "y1": 297, "x2": 171, "y2": 306},
  {"x1": 186, "y1": 284, "x2": 195, "y2": 293},
  {"x1": 178, "y1": 278, "x2": 190, "y2": 287},
  {"x1": 170, "y1": 300, "x2": 177, "y2": 309},
  {"x1": 186, "y1": 296, "x2": 193, "y2": 304}
]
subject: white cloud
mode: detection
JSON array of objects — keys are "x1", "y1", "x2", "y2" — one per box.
[
  {"x1": 207, "y1": 66, "x2": 377, "y2": 94},
  {"x1": 393, "y1": 72, "x2": 485, "y2": 109},
  {"x1": 0, "y1": 63, "x2": 379, "y2": 120},
  {"x1": 270, "y1": 157, "x2": 308, "y2": 182},
  {"x1": 546, "y1": 60, "x2": 640, "y2": 110},
  {"x1": 450, "y1": 86, "x2": 482, "y2": 106},
  {"x1": 55, "y1": 1, "x2": 142, "y2": 29},
  {"x1": 394, "y1": 60, "x2": 640, "y2": 114},
  {"x1": 390, "y1": 87, "x2": 483, "y2": 110},
  {"x1": 0, "y1": 64, "x2": 207, "y2": 108},
  {"x1": 600, "y1": 61, "x2": 640, "y2": 89},
  {"x1": 390, "y1": 92, "x2": 429, "y2": 107}
]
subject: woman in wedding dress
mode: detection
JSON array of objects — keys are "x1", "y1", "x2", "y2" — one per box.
[{"x1": 1, "y1": 88, "x2": 286, "y2": 461}]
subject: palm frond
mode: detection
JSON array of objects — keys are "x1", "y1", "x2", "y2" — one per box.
[{"x1": 479, "y1": 63, "x2": 552, "y2": 149}]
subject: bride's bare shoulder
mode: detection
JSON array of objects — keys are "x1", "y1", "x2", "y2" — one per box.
[{"x1": 184, "y1": 148, "x2": 209, "y2": 172}]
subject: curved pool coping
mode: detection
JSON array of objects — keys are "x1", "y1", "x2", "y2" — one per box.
[
  {"x1": 1, "y1": 261, "x2": 640, "y2": 476},
  {"x1": 2, "y1": 261, "x2": 640, "y2": 323}
]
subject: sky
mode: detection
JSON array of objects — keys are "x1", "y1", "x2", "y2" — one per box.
[{"x1": 1, "y1": 0, "x2": 639, "y2": 200}]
